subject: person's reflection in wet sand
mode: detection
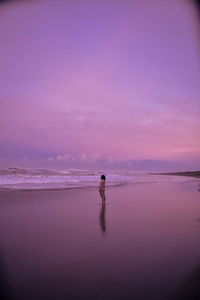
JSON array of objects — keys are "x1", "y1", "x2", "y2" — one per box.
[{"x1": 99, "y1": 203, "x2": 106, "y2": 234}]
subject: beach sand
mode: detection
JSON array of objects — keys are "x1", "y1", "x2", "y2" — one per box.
[{"x1": 0, "y1": 180, "x2": 200, "y2": 300}]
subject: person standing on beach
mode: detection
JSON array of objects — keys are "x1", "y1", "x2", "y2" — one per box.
[{"x1": 99, "y1": 175, "x2": 106, "y2": 204}]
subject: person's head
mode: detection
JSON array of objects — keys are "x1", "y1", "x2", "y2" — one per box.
[{"x1": 101, "y1": 174, "x2": 106, "y2": 180}]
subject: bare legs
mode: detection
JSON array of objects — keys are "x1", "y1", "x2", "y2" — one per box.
[{"x1": 99, "y1": 189, "x2": 106, "y2": 204}]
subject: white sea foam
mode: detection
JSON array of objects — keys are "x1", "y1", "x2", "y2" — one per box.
[{"x1": 0, "y1": 167, "x2": 197, "y2": 190}]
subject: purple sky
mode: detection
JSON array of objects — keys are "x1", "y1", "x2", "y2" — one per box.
[{"x1": 0, "y1": 0, "x2": 200, "y2": 170}]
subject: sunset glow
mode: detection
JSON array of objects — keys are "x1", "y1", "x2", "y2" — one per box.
[{"x1": 0, "y1": 0, "x2": 199, "y2": 170}]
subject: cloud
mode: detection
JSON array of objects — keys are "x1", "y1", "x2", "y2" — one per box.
[
  {"x1": 56, "y1": 154, "x2": 71, "y2": 161},
  {"x1": 53, "y1": 152, "x2": 104, "y2": 164}
]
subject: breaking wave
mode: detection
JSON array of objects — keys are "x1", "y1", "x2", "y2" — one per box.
[{"x1": 0, "y1": 167, "x2": 196, "y2": 190}]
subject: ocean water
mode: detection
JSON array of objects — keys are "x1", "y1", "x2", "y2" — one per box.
[{"x1": 0, "y1": 167, "x2": 197, "y2": 190}]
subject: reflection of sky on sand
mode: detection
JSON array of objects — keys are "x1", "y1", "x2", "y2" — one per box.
[
  {"x1": 169, "y1": 264, "x2": 200, "y2": 299},
  {"x1": 0, "y1": 247, "x2": 13, "y2": 300},
  {"x1": 0, "y1": 181, "x2": 200, "y2": 299}
]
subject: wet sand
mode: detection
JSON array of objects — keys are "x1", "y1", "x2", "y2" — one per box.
[{"x1": 0, "y1": 180, "x2": 200, "y2": 300}]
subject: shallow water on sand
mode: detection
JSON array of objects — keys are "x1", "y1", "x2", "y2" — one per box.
[{"x1": 0, "y1": 181, "x2": 200, "y2": 299}]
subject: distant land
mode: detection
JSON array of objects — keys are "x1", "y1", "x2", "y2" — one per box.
[{"x1": 153, "y1": 171, "x2": 200, "y2": 178}]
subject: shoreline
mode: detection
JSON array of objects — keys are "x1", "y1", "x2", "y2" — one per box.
[
  {"x1": 151, "y1": 171, "x2": 200, "y2": 179},
  {"x1": 0, "y1": 182, "x2": 131, "y2": 193}
]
